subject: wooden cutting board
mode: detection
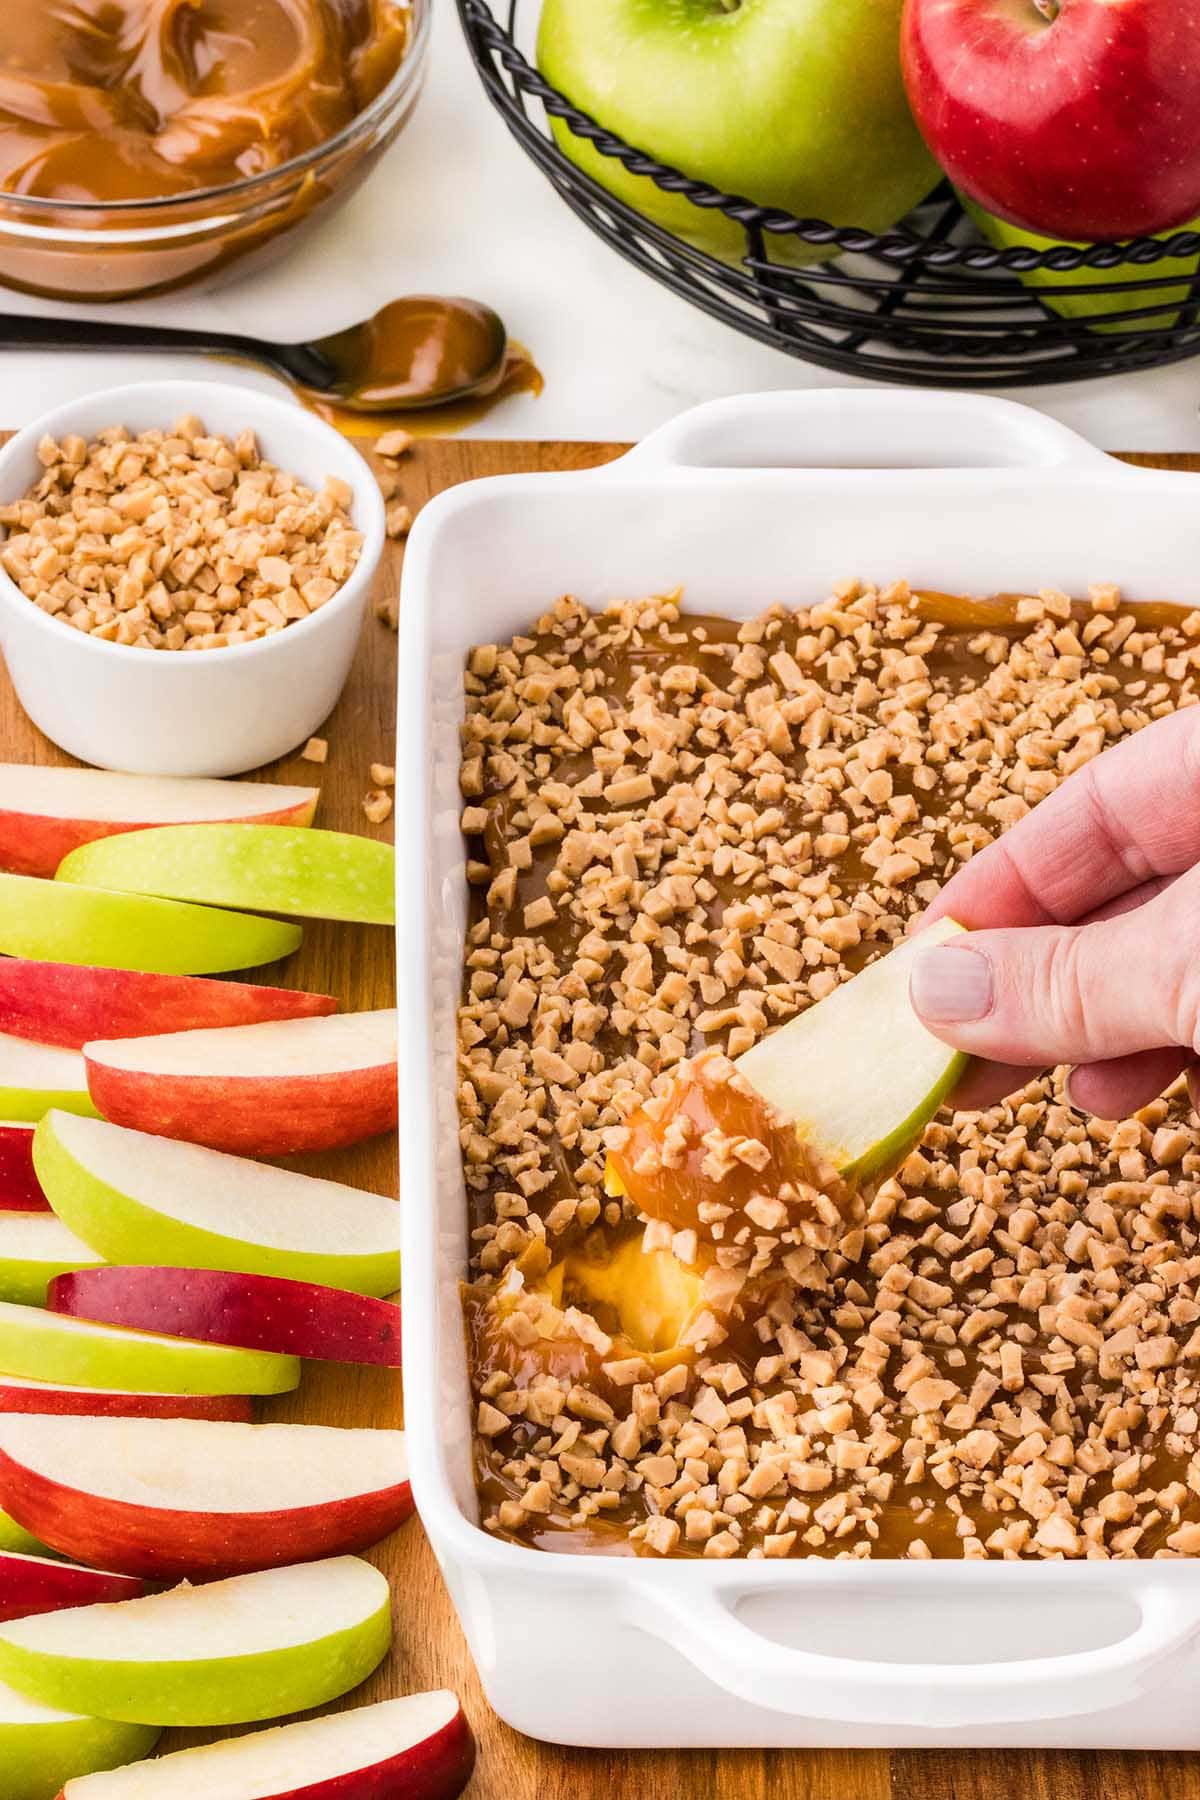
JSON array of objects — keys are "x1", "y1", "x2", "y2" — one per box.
[{"x1": 4, "y1": 434, "x2": 1196, "y2": 1800}]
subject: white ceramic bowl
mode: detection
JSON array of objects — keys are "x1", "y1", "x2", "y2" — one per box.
[{"x1": 0, "y1": 380, "x2": 386, "y2": 776}]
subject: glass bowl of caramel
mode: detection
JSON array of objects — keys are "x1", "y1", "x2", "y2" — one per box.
[{"x1": 0, "y1": 0, "x2": 430, "y2": 303}]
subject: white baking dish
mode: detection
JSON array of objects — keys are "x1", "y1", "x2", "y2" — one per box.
[{"x1": 396, "y1": 389, "x2": 1200, "y2": 1749}]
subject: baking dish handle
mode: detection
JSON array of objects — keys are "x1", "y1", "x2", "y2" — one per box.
[
  {"x1": 635, "y1": 1576, "x2": 1200, "y2": 1728},
  {"x1": 616, "y1": 389, "x2": 1111, "y2": 475}
]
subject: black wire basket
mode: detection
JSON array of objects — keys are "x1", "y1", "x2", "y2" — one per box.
[{"x1": 459, "y1": 0, "x2": 1200, "y2": 388}]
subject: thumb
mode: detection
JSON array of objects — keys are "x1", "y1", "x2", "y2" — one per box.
[{"x1": 909, "y1": 874, "x2": 1200, "y2": 1068}]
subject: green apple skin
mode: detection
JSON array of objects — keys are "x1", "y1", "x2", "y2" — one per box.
[
  {"x1": 0, "y1": 1589, "x2": 392, "y2": 1729},
  {"x1": 0, "y1": 1086, "x2": 96, "y2": 1127},
  {"x1": 58, "y1": 826, "x2": 394, "y2": 929},
  {"x1": 0, "y1": 1303, "x2": 299, "y2": 1397},
  {"x1": 962, "y1": 194, "x2": 1200, "y2": 332},
  {"x1": 0, "y1": 1686, "x2": 158, "y2": 1800},
  {"x1": 34, "y1": 1116, "x2": 401, "y2": 1300},
  {"x1": 0, "y1": 875, "x2": 301, "y2": 976},
  {"x1": 538, "y1": 0, "x2": 939, "y2": 263},
  {"x1": 0, "y1": 1508, "x2": 57, "y2": 1557},
  {"x1": 0, "y1": 1218, "x2": 103, "y2": 1306}
]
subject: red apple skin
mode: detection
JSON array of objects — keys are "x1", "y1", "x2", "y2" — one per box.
[
  {"x1": 54, "y1": 1706, "x2": 476, "y2": 1800},
  {"x1": 84, "y1": 1061, "x2": 398, "y2": 1155},
  {"x1": 0, "y1": 794, "x2": 317, "y2": 880},
  {"x1": 0, "y1": 960, "x2": 336, "y2": 1051},
  {"x1": 0, "y1": 1451, "x2": 414, "y2": 1580},
  {"x1": 901, "y1": 0, "x2": 1200, "y2": 240},
  {"x1": 0, "y1": 1127, "x2": 45, "y2": 1212},
  {"x1": 0, "y1": 1550, "x2": 144, "y2": 1620},
  {"x1": 48, "y1": 1269, "x2": 402, "y2": 1367},
  {"x1": 0, "y1": 1381, "x2": 253, "y2": 1421}
]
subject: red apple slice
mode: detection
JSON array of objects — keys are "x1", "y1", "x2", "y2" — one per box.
[
  {"x1": 0, "y1": 1415, "x2": 412, "y2": 1579},
  {"x1": 56, "y1": 1690, "x2": 475, "y2": 1800},
  {"x1": 0, "y1": 960, "x2": 336, "y2": 1052},
  {"x1": 84, "y1": 1011, "x2": 398, "y2": 1155},
  {"x1": 0, "y1": 1551, "x2": 144, "y2": 1621},
  {"x1": 0, "y1": 1128, "x2": 44, "y2": 1212},
  {"x1": 48, "y1": 1269, "x2": 402, "y2": 1367},
  {"x1": 0, "y1": 1374, "x2": 253, "y2": 1421},
  {"x1": 0, "y1": 767, "x2": 318, "y2": 880}
]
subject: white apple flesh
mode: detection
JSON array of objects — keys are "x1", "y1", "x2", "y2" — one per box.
[
  {"x1": 0, "y1": 1302, "x2": 299, "y2": 1396},
  {"x1": 59, "y1": 824, "x2": 395, "y2": 927},
  {"x1": 0, "y1": 1374, "x2": 253, "y2": 1423},
  {"x1": 0, "y1": 1678, "x2": 158, "y2": 1800},
  {"x1": 0, "y1": 1038, "x2": 94, "y2": 1126},
  {"x1": 82, "y1": 1010, "x2": 398, "y2": 1155},
  {"x1": 0, "y1": 1416, "x2": 411, "y2": 1579},
  {"x1": 0, "y1": 874, "x2": 302, "y2": 976},
  {"x1": 0, "y1": 1213, "x2": 103, "y2": 1306},
  {"x1": 35, "y1": 1112, "x2": 401, "y2": 1297},
  {"x1": 0, "y1": 765, "x2": 317, "y2": 880},
  {"x1": 902, "y1": 0, "x2": 1200, "y2": 240},
  {"x1": 734, "y1": 917, "x2": 969, "y2": 1180},
  {"x1": 48, "y1": 1268, "x2": 402, "y2": 1367},
  {"x1": 0, "y1": 1556, "x2": 393, "y2": 1726},
  {"x1": 56, "y1": 1690, "x2": 475, "y2": 1800},
  {"x1": 0, "y1": 959, "x2": 336, "y2": 1051},
  {"x1": 0, "y1": 1551, "x2": 144, "y2": 1622}
]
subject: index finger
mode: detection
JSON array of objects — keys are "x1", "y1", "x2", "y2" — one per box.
[{"x1": 923, "y1": 703, "x2": 1200, "y2": 930}]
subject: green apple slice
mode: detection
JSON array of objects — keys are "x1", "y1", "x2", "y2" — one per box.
[
  {"x1": 0, "y1": 1507, "x2": 57, "y2": 1557},
  {"x1": 734, "y1": 917, "x2": 969, "y2": 1182},
  {"x1": 0, "y1": 1556, "x2": 392, "y2": 1727},
  {"x1": 0, "y1": 1213, "x2": 103, "y2": 1305},
  {"x1": 0, "y1": 1678, "x2": 158, "y2": 1800},
  {"x1": 34, "y1": 1112, "x2": 400, "y2": 1298},
  {"x1": 0, "y1": 1037, "x2": 96, "y2": 1125},
  {"x1": 0, "y1": 1303, "x2": 298, "y2": 1396},
  {"x1": 0, "y1": 875, "x2": 301, "y2": 975},
  {"x1": 58, "y1": 825, "x2": 395, "y2": 927}
]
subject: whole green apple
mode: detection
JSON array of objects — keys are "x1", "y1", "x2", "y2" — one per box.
[
  {"x1": 537, "y1": 0, "x2": 939, "y2": 262},
  {"x1": 962, "y1": 194, "x2": 1200, "y2": 333}
]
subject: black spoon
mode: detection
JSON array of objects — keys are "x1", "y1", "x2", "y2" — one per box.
[{"x1": 0, "y1": 296, "x2": 509, "y2": 412}]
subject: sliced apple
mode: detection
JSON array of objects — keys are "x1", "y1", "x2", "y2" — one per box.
[
  {"x1": 0, "y1": 1678, "x2": 158, "y2": 1800},
  {"x1": 0, "y1": 1038, "x2": 96, "y2": 1126},
  {"x1": 0, "y1": 1375, "x2": 252, "y2": 1423},
  {"x1": 59, "y1": 824, "x2": 394, "y2": 927},
  {"x1": 82, "y1": 1011, "x2": 398, "y2": 1155},
  {"x1": 734, "y1": 917, "x2": 969, "y2": 1181},
  {"x1": 0, "y1": 1215, "x2": 103, "y2": 1306},
  {"x1": 35, "y1": 1113, "x2": 400, "y2": 1297},
  {"x1": 0, "y1": 960, "x2": 336, "y2": 1052},
  {"x1": 0, "y1": 1302, "x2": 299, "y2": 1396},
  {"x1": 0, "y1": 1551, "x2": 144, "y2": 1622},
  {"x1": 0, "y1": 1508, "x2": 56, "y2": 1557},
  {"x1": 0, "y1": 1555, "x2": 393, "y2": 1726},
  {"x1": 0, "y1": 765, "x2": 317, "y2": 879},
  {"x1": 0, "y1": 1128, "x2": 46, "y2": 1212},
  {"x1": 56, "y1": 1690, "x2": 475, "y2": 1800},
  {"x1": 0, "y1": 875, "x2": 302, "y2": 976},
  {"x1": 0, "y1": 1416, "x2": 411, "y2": 1580},
  {"x1": 48, "y1": 1268, "x2": 402, "y2": 1367}
]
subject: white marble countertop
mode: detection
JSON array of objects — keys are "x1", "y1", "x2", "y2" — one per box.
[{"x1": 3, "y1": 0, "x2": 1200, "y2": 452}]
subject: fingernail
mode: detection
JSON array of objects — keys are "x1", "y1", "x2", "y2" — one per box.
[{"x1": 910, "y1": 945, "x2": 993, "y2": 1024}]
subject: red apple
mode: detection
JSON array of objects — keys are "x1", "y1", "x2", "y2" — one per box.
[
  {"x1": 0, "y1": 1374, "x2": 253, "y2": 1421},
  {"x1": 0, "y1": 1549, "x2": 144, "y2": 1621},
  {"x1": 84, "y1": 1010, "x2": 398, "y2": 1155},
  {"x1": 48, "y1": 1268, "x2": 402, "y2": 1367},
  {"x1": 901, "y1": 0, "x2": 1200, "y2": 240},
  {"x1": 0, "y1": 1128, "x2": 44, "y2": 1212},
  {"x1": 0, "y1": 960, "x2": 336, "y2": 1052},
  {"x1": 0, "y1": 1415, "x2": 412, "y2": 1579},
  {"x1": 0, "y1": 765, "x2": 318, "y2": 879},
  {"x1": 56, "y1": 1690, "x2": 475, "y2": 1800}
]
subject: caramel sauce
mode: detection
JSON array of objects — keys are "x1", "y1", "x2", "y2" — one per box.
[
  {"x1": 464, "y1": 589, "x2": 1200, "y2": 1558},
  {"x1": 0, "y1": 0, "x2": 409, "y2": 202},
  {"x1": 304, "y1": 340, "x2": 543, "y2": 439}
]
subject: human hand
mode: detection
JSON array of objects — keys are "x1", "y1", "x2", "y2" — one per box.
[{"x1": 909, "y1": 703, "x2": 1200, "y2": 1117}]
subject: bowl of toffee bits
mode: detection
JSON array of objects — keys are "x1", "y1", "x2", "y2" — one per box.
[{"x1": 0, "y1": 381, "x2": 385, "y2": 777}]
